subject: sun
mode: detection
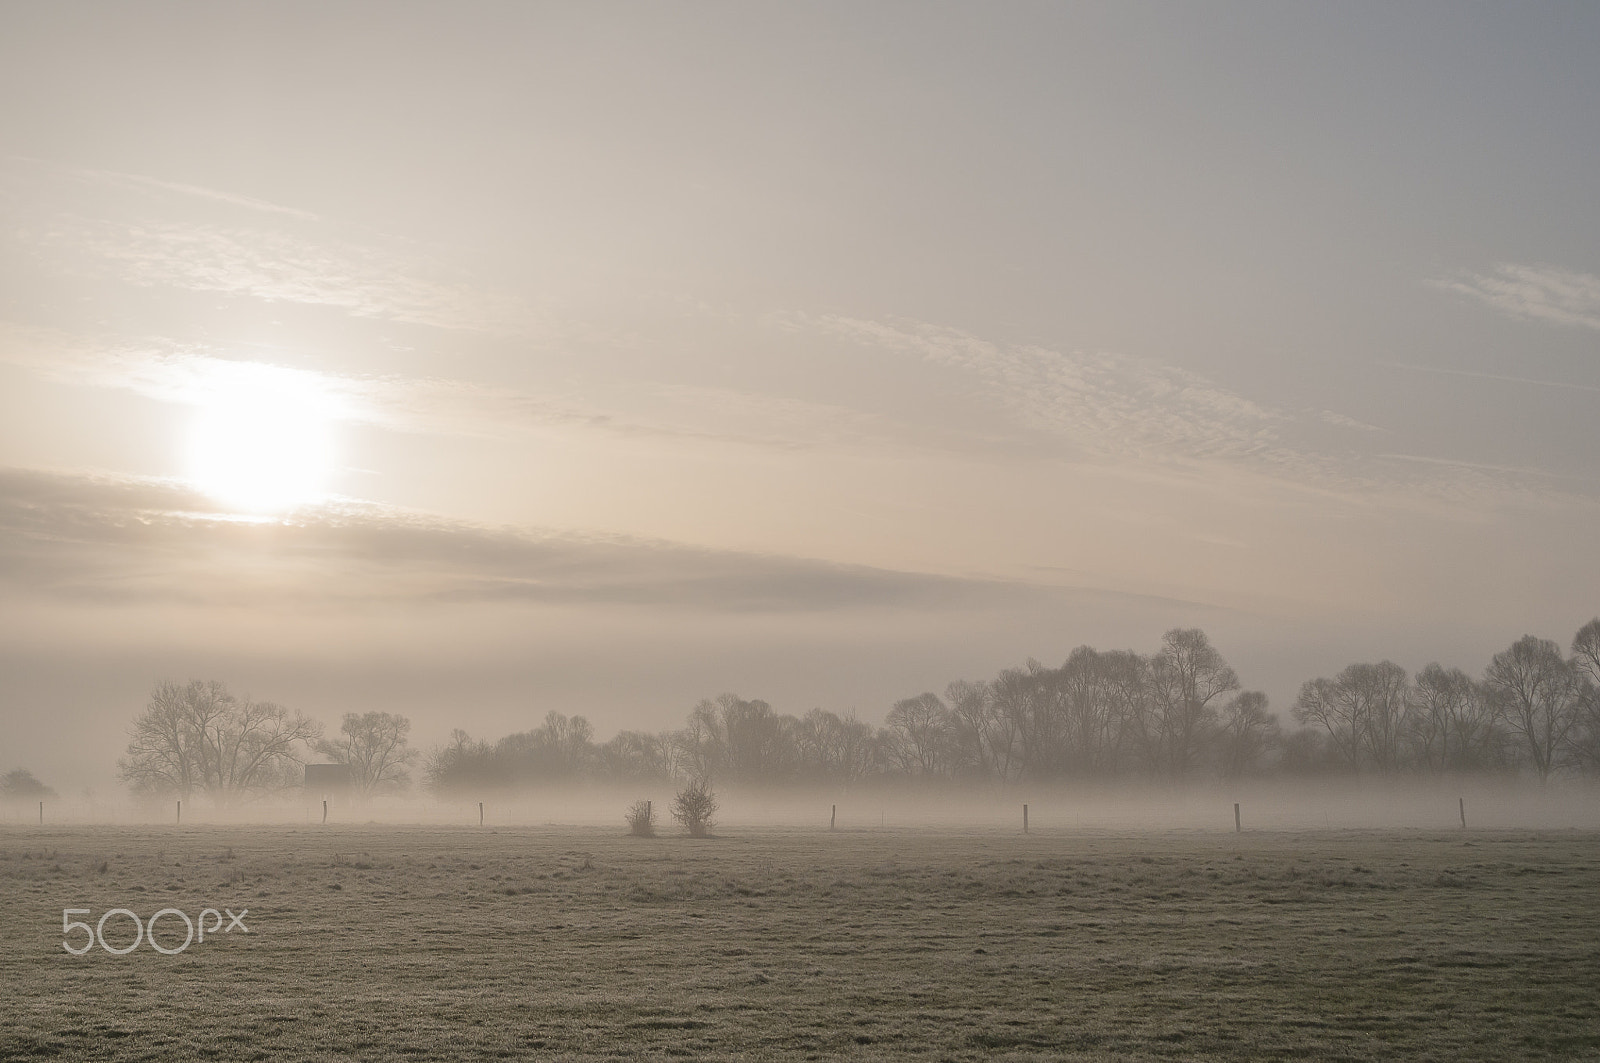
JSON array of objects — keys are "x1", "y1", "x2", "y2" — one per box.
[{"x1": 185, "y1": 363, "x2": 341, "y2": 513}]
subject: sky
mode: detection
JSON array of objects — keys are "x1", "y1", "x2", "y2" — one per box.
[{"x1": 2, "y1": 2, "x2": 1598, "y2": 794}]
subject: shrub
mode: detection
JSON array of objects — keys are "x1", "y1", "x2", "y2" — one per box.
[
  {"x1": 625, "y1": 799, "x2": 656, "y2": 837},
  {"x1": 671, "y1": 782, "x2": 718, "y2": 837}
]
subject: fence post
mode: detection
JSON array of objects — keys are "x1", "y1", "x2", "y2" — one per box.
[
  {"x1": 38, "y1": 800, "x2": 43, "y2": 825},
  {"x1": 322, "y1": 799, "x2": 328, "y2": 824},
  {"x1": 830, "y1": 804, "x2": 836, "y2": 831},
  {"x1": 479, "y1": 801, "x2": 484, "y2": 826},
  {"x1": 177, "y1": 800, "x2": 182, "y2": 826},
  {"x1": 1459, "y1": 797, "x2": 1466, "y2": 829},
  {"x1": 1234, "y1": 803, "x2": 1241, "y2": 833},
  {"x1": 1023, "y1": 804, "x2": 1029, "y2": 834}
]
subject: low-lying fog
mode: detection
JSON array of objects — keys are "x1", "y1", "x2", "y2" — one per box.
[{"x1": 7, "y1": 779, "x2": 1597, "y2": 833}]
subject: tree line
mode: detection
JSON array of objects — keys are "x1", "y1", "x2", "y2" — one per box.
[
  {"x1": 111, "y1": 619, "x2": 1600, "y2": 802},
  {"x1": 425, "y1": 621, "x2": 1600, "y2": 792}
]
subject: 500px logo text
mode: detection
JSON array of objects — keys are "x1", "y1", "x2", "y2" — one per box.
[{"x1": 62, "y1": 907, "x2": 249, "y2": 955}]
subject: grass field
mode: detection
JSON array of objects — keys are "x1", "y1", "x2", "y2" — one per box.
[{"x1": 2, "y1": 823, "x2": 1597, "y2": 1061}]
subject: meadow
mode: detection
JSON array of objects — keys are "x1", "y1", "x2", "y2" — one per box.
[{"x1": 2, "y1": 821, "x2": 1597, "y2": 1061}]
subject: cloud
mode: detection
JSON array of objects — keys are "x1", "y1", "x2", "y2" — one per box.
[
  {"x1": 801, "y1": 313, "x2": 1291, "y2": 462},
  {"x1": 787, "y1": 313, "x2": 1600, "y2": 509},
  {"x1": 53, "y1": 160, "x2": 326, "y2": 222},
  {"x1": 0, "y1": 323, "x2": 859, "y2": 453},
  {"x1": 1384, "y1": 360, "x2": 1600, "y2": 396},
  {"x1": 3, "y1": 157, "x2": 541, "y2": 336},
  {"x1": 0, "y1": 466, "x2": 1042, "y2": 613},
  {"x1": 37, "y1": 216, "x2": 542, "y2": 336},
  {"x1": 1439, "y1": 263, "x2": 1600, "y2": 331}
]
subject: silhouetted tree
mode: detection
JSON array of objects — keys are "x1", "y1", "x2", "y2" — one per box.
[
  {"x1": 1293, "y1": 662, "x2": 1409, "y2": 774},
  {"x1": 119, "y1": 680, "x2": 320, "y2": 802},
  {"x1": 886, "y1": 692, "x2": 952, "y2": 776},
  {"x1": 1569, "y1": 619, "x2": 1600, "y2": 773},
  {"x1": 1408, "y1": 664, "x2": 1505, "y2": 772},
  {"x1": 1216, "y1": 691, "x2": 1279, "y2": 778},
  {"x1": 625, "y1": 798, "x2": 656, "y2": 837},
  {"x1": 425, "y1": 728, "x2": 496, "y2": 795},
  {"x1": 1485, "y1": 635, "x2": 1586, "y2": 781},
  {"x1": 600, "y1": 730, "x2": 673, "y2": 783},
  {"x1": 1057, "y1": 647, "x2": 1143, "y2": 778},
  {"x1": 671, "y1": 781, "x2": 718, "y2": 837},
  {"x1": 0, "y1": 768, "x2": 56, "y2": 801},
  {"x1": 314, "y1": 711, "x2": 417, "y2": 797},
  {"x1": 1145, "y1": 629, "x2": 1240, "y2": 778}
]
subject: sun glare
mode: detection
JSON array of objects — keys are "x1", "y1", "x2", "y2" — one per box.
[{"x1": 185, "y1": 363, "x2": 341, "y2": 513}]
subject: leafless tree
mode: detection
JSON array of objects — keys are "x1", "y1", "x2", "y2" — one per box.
[
  {"x1": 1216, "y1": 691, "x2": 1279, "y2": 778},
  {"x1": 671, "y1": 781, "x2": 718, "y2": 837},
  {"x1": 625, "y1": 798, "x2": 656, "y2": 837},
  {"x1": 1484, "y1": 635, "x2": 1586, "y2": 781},
  {"x1": 1146, "y1": 629, "x2": 1239, "y2": 778},
  {"x1": 1569, "y1": 620, "x2": 1600, "y2": 773},
  {"x1": 886, "y1": 692, "x2": 951, "y2": 776},
  {"x1": 1293, "y1": 661, "x2": 1409, "y2": 773},
  {"x1": 600, "y1": 730, "x2": 673, "y2": 783},
  {"x1": 1409, "y1": 664, "x2": 1504, "y2": 772},
  {"x1": 119, "y1": 679, "x2": 320, "y2": 802},
  {"x1": 1293, "y1": 673, "x2": 1363, "y2": 771},
  {"x1": 315, "y1": 711, "x2": 417, "y2": 797},
  {"x1": 0, "y1": 768, "x2": 56, "y2": 802}
]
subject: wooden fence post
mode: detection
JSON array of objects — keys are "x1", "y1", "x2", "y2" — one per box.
[
  {"x1": 1459, "y1": 797, "x2": 1466, "y2": 829},
  {"x1": 1023, "y1": 804, "x2": 1029, "y2": 833},
  {"x1": 1234, "y1": 803, "x2": 1241, "y2": 833},
  {"x1": 177, "y1": 800, "x2": 182, "y2": 825},
  {"x1": 322, "y1": 799, "x2": 328, "y2": 824},
  {"x1": 479, "y1": 801, "x2": 484, "y2": 826},
  {"x1": 830, "y1": 804, "x2": 836, "y2": 831}
]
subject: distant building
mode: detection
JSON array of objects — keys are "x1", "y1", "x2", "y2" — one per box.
[{"x1": 303, "y1": 763, "x2": 352, "y2": 797}]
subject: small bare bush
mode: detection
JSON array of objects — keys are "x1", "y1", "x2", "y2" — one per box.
[
  {"x1": 625, "y1": 799, "x2": 656, "y2": 837},
  {"x1": 671, "y1": 782, "x2": 718, "y2": 837}
]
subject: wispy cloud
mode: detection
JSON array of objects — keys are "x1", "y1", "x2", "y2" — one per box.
[
  {"x1": 1384, "y1": 360, "x2": 1600, "y2": 396},
  {"x1": 39, "y1": 216, "x2": 542, "y2": 336},
  {"x1": 800, "y1": 313, "x2": 1290, "y2": 462},
  {"x1": 0, "y1": 323, "x2": 854, "y2": 451},
  {"x1": 49, "y1": 159, "x2": 325, "y2": 222},
  {"x1": 0, "y1": 466, "x2": 1042, "y2": 613},
  {"x1": 3, "y1": 156, "x2": 541, "y2": 336},
  {"x1": 1439, "y1": 263, "x2": 1600, "y2": 331}
]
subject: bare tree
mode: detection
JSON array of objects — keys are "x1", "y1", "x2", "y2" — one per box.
[
  {"x1": 315, "y1": 711, "x2": 417, "y2": 797},
  {"x1": 600, "y1": 729, "x2": 673, "y2": 783},
  {"x1": 119, "y1": 679, "x2": 320, "y2": 802},
  {"x1": 1409, "y1": 664, "x2": 1504, "y2": 773},
  {"x1": 1484, "y1": 635, "x2": 1585, "y2": 781},
  {"x1": 625, "y1": 798, "x2": 656, "y2": 837},
  {"x1": 1292, "y1": 662, "x2": 1409, "y2": 774},
  {"x1": 886, "y1": 692, "x2": 951, "y2": 776},
  {"x1": 1058, "y1": 647, "x2": 1143, "y2": 778},
  {"x1": 1570, "y1": 620, "x2": 1600, "y2": 773},
  {"x1": 831, "y1": 709, "x2": 883, "y2": 785},
  {"x1": 1216, "y1": 691, "x2": 1279, "y2": 778},
  {"x1": 1293, "y1": 674, "x2": 1363, "y2": 771},
  {"x1": 671, "y1": 781, "x2": 718, "y2": 837},
  {"x1": 1146, "y1": 629, "x2": 1239, "y2": 778},
  {"x1": 943, "y1": 680, "x2": 995, "y2": 781},
  {"x1": 0, "y1": 768, "x2": 56, "y2": 802},
  {"x1": 1352, "y1": 662, "x2": 1411, "y2": 773}
]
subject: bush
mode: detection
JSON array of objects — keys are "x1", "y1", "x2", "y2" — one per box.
[
  {"x1": 625, "y1": 799, "x2": 656, "y2": 837},
  {"x1": 671, "y1": 782, "x2": 718, "y2": 837}
]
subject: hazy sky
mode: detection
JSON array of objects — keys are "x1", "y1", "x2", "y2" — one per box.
[{"x1": 3, "y1": 2, "x2": 1597, "y2": 792}]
